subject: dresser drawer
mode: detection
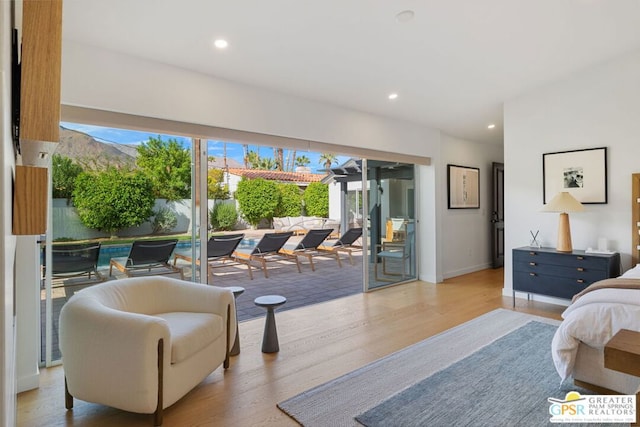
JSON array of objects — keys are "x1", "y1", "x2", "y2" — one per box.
[
  {"x1": 513, "y1": 249, "x2": 609, "y2": 270},
  {"x1": 512, "y1": 247, "x2": 621, "y2": 303},
  {"x1": 513, "y1": 271, "x2": 589, "y2": 300},
  {"x1": 513, "y1": 261, "x2": 608, "y2": 283}
]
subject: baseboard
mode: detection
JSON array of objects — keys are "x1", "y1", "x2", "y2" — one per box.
[
  {"x1": 443, "y1": 262, "x2": 492, "y2": 280},
  {"x1": 17, "y1": 371, "x2": 39, "y2": 393}
]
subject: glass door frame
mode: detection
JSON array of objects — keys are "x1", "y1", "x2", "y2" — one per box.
[
  {"x1": 362, "y1": 159, "x2": 418, "y2": 292},
  {"x1": 193, "y1": 138, "x2": 209, "y2": 284}
]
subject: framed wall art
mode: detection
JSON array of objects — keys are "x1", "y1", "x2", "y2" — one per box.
[
  {"x1": 447, "y1": 164, "x2": 480, "y2": 209},
  {"x1": 542, "y1": 147, "x2": 607, "y2": 204}
]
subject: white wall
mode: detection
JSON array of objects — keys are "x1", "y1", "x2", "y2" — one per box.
[
  {"x1": 15, "y1": 236, "x2": 39, "y2": 393},
  {"x1": 440, "y1": 135, "x2": 504, "y2": 278},
  {"x1": 504, "y1": 48, "x2": 640, "y2": 301},
  {"x1": 62, "y1": 41, "x2": 440, "y2": 158},
  {"x1": 0, "y1": 0, "x2": 17, "y2": 424}
]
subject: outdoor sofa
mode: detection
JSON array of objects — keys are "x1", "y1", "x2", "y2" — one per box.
[{"x1": 273, "y1": 216, "x2": 340, "y2": 237}]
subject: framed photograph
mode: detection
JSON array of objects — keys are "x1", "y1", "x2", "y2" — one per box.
[
  {"x1": 542, "y1": 147, "x2": 607, "y2": 204},
  {"x1": 447, "y1": 164, "x2": 480, "y2": 209}
]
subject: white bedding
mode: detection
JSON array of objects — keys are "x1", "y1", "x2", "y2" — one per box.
[{"x1": 551, "y1": 287, "x2": 640, "y2": 381}]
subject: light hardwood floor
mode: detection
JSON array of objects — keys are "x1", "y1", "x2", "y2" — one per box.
[{"x1": 17, "y1": 268, "x2": 565, "y2": 427}]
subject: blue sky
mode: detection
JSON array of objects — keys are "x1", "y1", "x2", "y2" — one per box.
[{"x1": 61, "y1": 122, "x2": 349, "y2": 173}]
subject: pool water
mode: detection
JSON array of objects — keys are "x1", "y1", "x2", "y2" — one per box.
[{"x1": 96, "y1": 237, "x2": 258, "y2": 268}]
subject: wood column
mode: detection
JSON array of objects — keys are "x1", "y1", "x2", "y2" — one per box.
[
  {"x1": 14, "y1": 0, "x2": 63, "y2": 235},
  {"x1": 632, "y1": 174, "x2": 640, "y2": 266},
  {"x1": 20, "y1": 0, "x2": 62, "y2": 145}
]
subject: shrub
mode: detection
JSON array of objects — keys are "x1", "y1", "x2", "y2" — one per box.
[
  {"x1": 303, "y1": 182, "x2": 329, "y2": 217},
  {"x1": 208, "y1": 168, "x2": 230, "y2": 200},
  {"x1": 275, "y1": 183, "x2": 302, "y2": 217},
  {"x1": 234, "y1": 178, "x2": 279, "y2": 227},
  {"x1": 152, "y1": 208, "x2": 178, "y2": 234},
  {"x1": 52, "y1": 154, "x2": 83, "y2": 200},
  {"x1": 72, "y1": 168, "x2": 155, "y2": 237},
  {"x1": 136, "y1": 136, "x2": 191, "y2": 200},
  {"x1": 210, "y1": 203, "x2": 238, "y2": 231}
]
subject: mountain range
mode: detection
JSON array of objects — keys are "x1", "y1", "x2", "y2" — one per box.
[
  {"x1": 56, "y1": 126, "x2": 244, "y2": 170},
  {"x1": 57, "y1": 126, "x2": 137, "y2": 169}
]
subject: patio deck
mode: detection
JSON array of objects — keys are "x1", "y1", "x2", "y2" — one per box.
[
  {"x1": 42, "y1": 231, "x2": 364, "y2": 361},
  {"x1": 175, "y1": 247, "x2": 363, "y2": 321}
]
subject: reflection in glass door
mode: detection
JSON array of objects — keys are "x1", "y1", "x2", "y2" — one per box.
[
  {"x1": 42, "y1": 125, "x2": 198, "y2": 364},
  {"x1": 365, "y1": 161, "x2": 416, "y2": 290}
]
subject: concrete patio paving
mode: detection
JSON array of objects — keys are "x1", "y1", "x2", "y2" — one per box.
[{"x1": 177, "y1": 249, "x2": 363, "y2": 321}]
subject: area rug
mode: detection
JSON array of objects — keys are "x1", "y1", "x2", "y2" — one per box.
[
  {"x1": 356, "y1": 321, "x2": 594, "y2": 426},
  {"x1": 277, "y1": 308, "x2": 567, "y2": 426}
]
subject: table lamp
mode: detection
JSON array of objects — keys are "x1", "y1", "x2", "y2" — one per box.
[{"x1": 542, "y1": 192, "x2": 584, "y2": 252}]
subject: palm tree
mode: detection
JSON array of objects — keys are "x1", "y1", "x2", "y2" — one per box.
[
  {"x1": 295, "y1": 155, "x2": 310, "y2": 167},
  {"x1": 286, "y1": 149, "x2": 297, "y2": 171},
  {"x1": 246, "y1": 151, "x2": 260, "y2": 169},
  {"x1": 319, "y1": 153, "x2": 337, "y2": 170},
  {"x1": 273, "y1": 147, "x2": 284, "y2": 171},
  {"x1": 242, "y1": 144, "x2": 249, "y2": 168}
]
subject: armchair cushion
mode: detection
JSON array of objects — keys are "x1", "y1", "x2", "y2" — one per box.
[{"x1": 155, "y1": 312, "x2": 223, "y2": 364}]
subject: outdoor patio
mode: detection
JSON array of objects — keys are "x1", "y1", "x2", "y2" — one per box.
[
  {"x1": 175, "y1": 243, "x2": 363, "y2": 321},
  {"x1": 42, "y1": 230, "x2": 364, "y2": 361}
]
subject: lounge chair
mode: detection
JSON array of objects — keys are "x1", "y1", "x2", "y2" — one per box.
[
  {"x1": 51, "y1": 242, "x2": 105, "y2": 283},
  {"x1": 109, "y1": 239, "x2": 183, "y2": 279},
  {"x1": 173, "y1": 234, "x2": 252, "y2": 282},
  {"x1": 318, "y1": 227, "x2": 363, "y2": 265},
  {"x1": 374, "y1": 228, "x2": 415, "y2": 281},
  {"x1": 281, "y1": 228, "x2": 341, "y2": 270},
  {"x1": 234, "y1": 232, "x2": 300, "y2": 278}
]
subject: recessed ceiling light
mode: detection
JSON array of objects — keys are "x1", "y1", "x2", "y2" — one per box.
[
  {"x1": 487, "y1": 124, "x2": 496, "y2": 129},
  {"x1": 213, "y1": 39, "x2": 228, "y2": 49},
  {"x1": 396, "y1": 10, "x2": 415, "y2": 23},
  {"x1": 388, "y1": 93, "x2": 398, "y2": 100}
]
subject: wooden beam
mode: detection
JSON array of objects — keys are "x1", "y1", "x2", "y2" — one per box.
[
  {"x1": 632, "y1": 174, "x2": 640, "y2": 266},
  {"x1": 20, "y1": 0, "x2": 63, "y2": 145},
  {"x1": 12, "y1": 165, "x2": 47, "y2": 235}
]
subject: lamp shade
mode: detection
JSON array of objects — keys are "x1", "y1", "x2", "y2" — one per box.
[{"x1": 542, "y1": 192, "x2": 584, "y2": 213}]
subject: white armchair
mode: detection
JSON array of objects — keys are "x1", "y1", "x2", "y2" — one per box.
[{"x1": 59, "y1": 276, "x2": 236, "y2": 425}]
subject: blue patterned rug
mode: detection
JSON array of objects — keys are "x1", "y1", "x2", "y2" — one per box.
[{"x1": 356, "y1": 321, "x2": 622, "y2": 427}]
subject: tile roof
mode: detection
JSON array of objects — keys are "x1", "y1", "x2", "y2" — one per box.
[{"x1": 227, "y1": 168, "x2": 326, "y2": 183}]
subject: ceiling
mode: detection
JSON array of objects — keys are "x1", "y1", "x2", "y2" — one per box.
[{"x1": 61, "y1": 0, "x2": 640, "y2": 145}]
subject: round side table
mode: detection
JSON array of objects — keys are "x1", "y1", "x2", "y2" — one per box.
[
  {"x1": 254, "y1": 295, "x2": 287, "y2": 353},
  {"x1": 225, "y1": 286, "x2": 245, "y2": 356}
]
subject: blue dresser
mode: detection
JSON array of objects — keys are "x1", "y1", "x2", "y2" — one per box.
[{"x1": 512, "y1": 246, "x2": 621, "y2": 305}]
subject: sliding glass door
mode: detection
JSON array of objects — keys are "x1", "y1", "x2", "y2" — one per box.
[
  {"x1": 364, "y1": 161, "x2": 416, "y2": 290},
  {"x1": 42, "y1": 124, "x2": 201, "y2": 365}
]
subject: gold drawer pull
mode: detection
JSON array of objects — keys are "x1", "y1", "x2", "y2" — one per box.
[
  {"x1": 576, "y1": 267, "x2": 584, "y2": 272},
  {"x1": 529, "y1": 273, "x2": 536, "y2": 277},
  {"x1": 577, "y1": 279, "x2": 584, "y2": 283},
  {"x1": 529, "y1": 262, "x2": 536, "y2": 266},
  {"x1": 529, "y1": 252, "x2": 536, "y2": 256},
  {"x1": 576, "y1": 256, "x2": 584, "y2": 260}
]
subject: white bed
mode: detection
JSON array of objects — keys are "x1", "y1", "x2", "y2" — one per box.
[{"x1": 551, "y1": 266, "x2": 640, "y2": 394}]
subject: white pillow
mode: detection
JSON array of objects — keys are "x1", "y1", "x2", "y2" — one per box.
[{"x1": 618, "y1": 264, "x2": 640, "y2": 279}]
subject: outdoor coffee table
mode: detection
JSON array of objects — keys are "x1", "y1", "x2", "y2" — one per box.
[
  {"x1": 254, "y1": 295, "x2": 287, "y2": 353},
  {"x1": 225, "y1": 286, "x2": 245, "y2": 356}
]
